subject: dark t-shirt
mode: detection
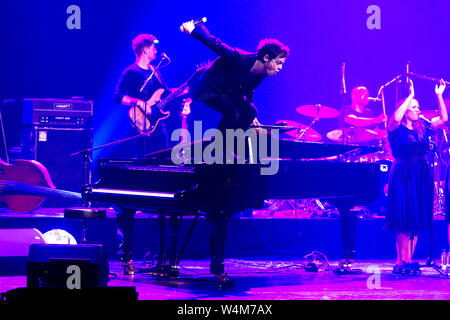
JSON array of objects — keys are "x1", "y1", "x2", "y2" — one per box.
[
  {"x1": 339, "y1": 105, "x2": 376, "y2": 130},
  {"x1": 112, "y1": 63, "x2": 170, "y2": 157},
  {"x1": 114, "y1": 63, "x2": 168, "y2": 103}
]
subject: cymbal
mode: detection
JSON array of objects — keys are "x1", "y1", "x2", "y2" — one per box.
[
  {"x1": 250, "y1": 124, "x2": 304, "y2": 134},
  {"x1": 296, "y1": 104, "x2": 340, "y2": 119},
  {"x1": 327, "y1": 127, "x2": 379, "y2": 143},
  {"x1": 275, "y1": 120, "x2": 322, "y2": 142}
]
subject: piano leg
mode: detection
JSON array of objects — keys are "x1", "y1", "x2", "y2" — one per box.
[
  {"x1": 157, "y1": 216, "x2": 166, "y2": 266},
  {"x1": 169, "y1": 215, "x2": 182, "y2": 267},
  {"x1": 339, "y1": 206, "x2": 357, "y2": 262},
  {"x1": 116, "y1": 207, "x2": 136, "y2": 275}
]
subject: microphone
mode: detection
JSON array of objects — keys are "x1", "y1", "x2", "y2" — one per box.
[
  {"x1": 419, "y1": 114, "x2": 432, "y2": 124},
  {"x1": 161, "y1": 53, "x2": 170, "y2": 62},
  {"x1": 180, "y1": 17, "x2": 207, "y2": 32},
  {"x1": 368, "y1": 97, "x2": 381, "y2": 102}
]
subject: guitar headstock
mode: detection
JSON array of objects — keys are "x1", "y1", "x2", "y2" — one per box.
[{"x1": 181, "y1": 98, "x2": 192, "y2": 116}]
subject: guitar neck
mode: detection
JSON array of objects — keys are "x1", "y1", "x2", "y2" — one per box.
[{"x1": 158, "y1": 83, "x2": 188, "y2": 108}]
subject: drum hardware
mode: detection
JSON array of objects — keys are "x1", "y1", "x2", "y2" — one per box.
[
  {"x1": 262, "y1": 198, "x2": 337, "y2": 218},
  {"x1": 296, "y1": 116, "x2": 320, "y2": 141},
  {"x1": 326, "y1": 127, "x2": 379, "y2": 144},
  {"x1": 275, "y1": 120, "x2": 322, "y2": 142}
]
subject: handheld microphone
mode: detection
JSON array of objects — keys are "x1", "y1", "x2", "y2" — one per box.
[
  {"x1": 180, "y1": 17, "x2": 207, "y2": 32},
  {"x1": 368, "y1": 97, "x2": 381, "y2": 102},
  {"x1": 419, "y1": 114, "x2": 432, "y2": 124}
]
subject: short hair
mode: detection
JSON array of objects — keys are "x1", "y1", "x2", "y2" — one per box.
[
  {"x1": 132, "y1": 34, "x2": 158, "y2": 57},
  {"x1": 256, "y1": 39, "x2": 289, "y2": 61}
]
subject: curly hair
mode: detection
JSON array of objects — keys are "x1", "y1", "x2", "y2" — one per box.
[{"x1": 256, "y1": 38, "x2": 289, "y2": 61}]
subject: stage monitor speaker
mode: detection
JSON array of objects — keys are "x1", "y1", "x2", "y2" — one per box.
[
  {"x1": 1, "y1": 287, "x2": 138, "y2": 303},
  {"x1": 27, "y1": 244, "x2": 109, "y2": 289},
  {"x1": 0, "y1": 228, "x2": 47, "y2": 276},
  {"x1": 32, "y1": 127, "x2": 92, "y2": 207}
]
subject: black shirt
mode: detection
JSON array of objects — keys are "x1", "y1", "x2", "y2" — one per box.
[
  {"x1": 188, "y1": 25, "x2": 266, "y2": 102},
  {"x1": 114, "y1": 63, "x2": 169, "y2": 104}
]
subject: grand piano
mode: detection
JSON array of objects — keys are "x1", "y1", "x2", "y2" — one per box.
[{"x1": 84, "y1": 138, "x2": 383, "y2": 278}]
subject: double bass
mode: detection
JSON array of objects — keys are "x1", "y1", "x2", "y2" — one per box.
[{"x1": 0, "y1": 159, "x2": 81, "y2": 212}]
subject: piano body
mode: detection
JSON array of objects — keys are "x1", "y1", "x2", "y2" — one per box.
[{"x1": 84, "y1": 139, "x2": 383, "y2": 276}]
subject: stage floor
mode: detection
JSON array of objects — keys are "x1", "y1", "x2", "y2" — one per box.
[{"x1": 1, "y1": 258, "x2": 450, "y2": 300}]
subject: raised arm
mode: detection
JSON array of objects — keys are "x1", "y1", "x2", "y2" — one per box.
[
  {"x1": 181, "y1": 21, "x2": 241, "y2": 61},
  {"x1": 387, "y1": 80, "x2": 415, "y2": 132},
  {"x1": 431, "y1": 79, "x2": 448, "y2": 130}
]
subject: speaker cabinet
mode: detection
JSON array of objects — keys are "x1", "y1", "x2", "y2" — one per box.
[
  {"x1": 27, "y1": 244, "x2": 109, "y2": 288},
  {"x1": 25, "y1": 127, "x2": 92, "y2": 207}
]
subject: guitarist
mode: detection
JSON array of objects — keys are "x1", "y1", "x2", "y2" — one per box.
[
  {"x1": 113, "y1": 34, "x2": 172, "y2": 275},
  {"x1": 114, "y1": 33, "x2": 170, "y2": 158}
]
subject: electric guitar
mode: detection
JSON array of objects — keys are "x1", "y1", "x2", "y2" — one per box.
[
  {"x1": 129, "y1": 61, "x2": 210, "y2": 134},
  {"x1": 129, "y1": 84, "x2": 189, "y2": 134}
]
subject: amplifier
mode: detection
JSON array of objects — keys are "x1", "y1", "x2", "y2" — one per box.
[{"x1": 22, "y1": 98, "x2": 93, "y2": 128}]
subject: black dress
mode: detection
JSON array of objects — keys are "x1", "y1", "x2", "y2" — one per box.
[{"x1": 385, "y1": 123, "x2": 434, "y2": 236}]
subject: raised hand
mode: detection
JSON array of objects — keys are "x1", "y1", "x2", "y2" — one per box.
[
  {"x1": 435, "y1": 79, "x2": 446, "y2": 96},
  {"x1": 408, "y1": 79, "x2": 415, "y2": 98},
  {"x1": 181, "y1": 20, "x2": 196, "y2": 35}
]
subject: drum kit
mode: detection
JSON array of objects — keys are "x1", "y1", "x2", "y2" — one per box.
[{"x1": 277, "y1": 103, "x2": 386, "y2": 146}]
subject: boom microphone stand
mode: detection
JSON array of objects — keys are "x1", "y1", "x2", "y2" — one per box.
[{"x1": 71, "y1": 132, "x2": 152, "y2": 207}]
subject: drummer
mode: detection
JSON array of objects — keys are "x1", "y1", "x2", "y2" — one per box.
[{"x1": 340, "y1": 86, "x2": 387, "y2": 144}]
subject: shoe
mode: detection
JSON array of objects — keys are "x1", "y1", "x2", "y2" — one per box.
[
  {"x1": 216, "y1": 274, "x2": 235, "y2": 290},
  {"x1": 334, "y1": 260, "x2": 352, "y2": 274},
  {"x1": 122, "y1": 260, "x2": 135, "y2": 276},
  {"x1": 393, "y1": 262, "x2": 421, "y2": 276}
]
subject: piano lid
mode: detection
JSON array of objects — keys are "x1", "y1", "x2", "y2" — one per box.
[
  {"x1": 277, "y1": 139, "x2": 381, "y2": 160},
  {"x1": 142, "y1": 137, "x2": 380, "y2": 162}
]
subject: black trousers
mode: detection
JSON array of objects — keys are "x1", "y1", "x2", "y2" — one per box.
[
  {"x1": 207, "y1": 212, "x2": 233, "y2": 275},
  {"x1": 203, "y1": 94, "x2": 258, "y2": 133}
]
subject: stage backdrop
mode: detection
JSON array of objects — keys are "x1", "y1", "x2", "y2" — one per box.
[{"x1": 0, "y1": 0, "x2": 449, "y2": 174}]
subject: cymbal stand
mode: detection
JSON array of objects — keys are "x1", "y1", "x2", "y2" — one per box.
[{"x1": 295, "y1": 117, "x2": 319, "y2": 141}]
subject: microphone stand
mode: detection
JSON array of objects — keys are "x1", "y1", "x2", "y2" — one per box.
[
  {"x1": 423, "y1": 124, "x2": 449, "y2": 276},
  {"x1": 0, "y1": 101, "x2": 9, "y2": 164},
  {"x1": 70, "y1": 132, "x2": 151, "y2": 207},
  {"x1": 407, "y1": 72, "x2": 450, "y2": 86},
  {"x1": 139, "y1": 56, "x2": 169, "y2": 133}
]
